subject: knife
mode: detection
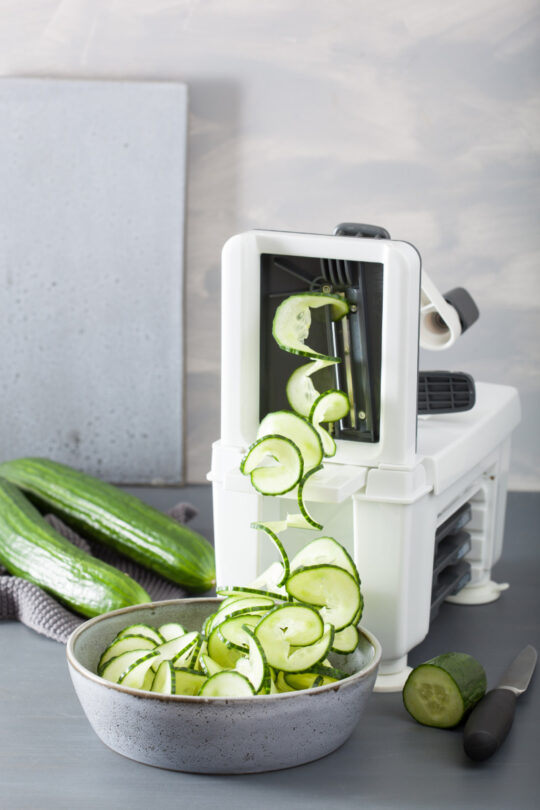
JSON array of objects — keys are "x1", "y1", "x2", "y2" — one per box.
[{"x1": 463, "y1": 644, "x2": 537, "y2": 761}]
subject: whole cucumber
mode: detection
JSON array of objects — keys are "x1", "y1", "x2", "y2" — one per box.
[
  {"x1": 0, "y1": 458, "x2": 215, "y2": 592},
  {"x1": 0, "y1": 478, "x2": 150, "y2": 617}
]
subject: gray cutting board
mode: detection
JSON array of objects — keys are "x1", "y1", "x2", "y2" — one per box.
[{"x1": 0, "y1": 77, "x2": 187, "y2": 483}]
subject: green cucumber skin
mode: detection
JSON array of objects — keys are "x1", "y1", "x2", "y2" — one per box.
[
  {"x1": 0, "y1": 458, "x2": 215, "y2": 592},
  {"x1": 403, "y1": 652, "x2": 487, "y2": 727},
  {"x1": 0, "y1": 478, "x2": 150, "y2": 617}
]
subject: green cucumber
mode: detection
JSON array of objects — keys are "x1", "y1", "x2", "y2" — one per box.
[
  {"x1": 198, "y1": 671, "x2": 255, "y2": 697},
  {"x1": 285, "y1": 564, "x2": 362, "y2": 631},
  {"x1": 0, "y1": 457, "x2": 215, "y2": 592},
  {"x1": 403, "y1": 653, "x2": 487, "y2": 728},
  {"x1": 286, "y1": 358, "x2": 338, "y2": 417},
  {"x1": 257, "y1": 411, "x2": 323, "y2": 472},
  {"x1": 272, "y1": 292, "x2": 349, "y2": 360},
  {"x1": 240, "y1": 435, "x2": 303, "y2": 495},
  {"x1": 0, "y1": 478, "x2": 150, "y2": 618},
  {"x1": 98, "y1": 634, "x2": 156, "y2": 675}
]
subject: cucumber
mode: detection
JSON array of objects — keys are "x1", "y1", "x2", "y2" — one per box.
[
  {"x1": 286, "y1": 564, "x2": 362, "y2": 631},
  {"x1": 119, "y1": 651, "x2": 160, "y2": 689},
  {"x1": 403, "y1": 653, "x2": 487, "y2": 728},
  {"x1": 290, "y1": 536, "x2": 359, "y2": 582},
  {"x1": 0, "y1": 478, "x2": 150, "y2": 618},
  {"x1": 309, "y1": 389, "x2": 350, "y2": 457},
  {"x1": 240, "y1": 435, "x2": 303, "y2": 495},
  {"x1": 98, "y1": 634, "x2": 156, "y2": 675},
  {"x1": 0, "y1": 457, "x2": 215, "y2": 592},
  {"x1": 272, "y1": 292, "x2": 349, "y2": 361},
  {"x1": 257, "y1": 411, "x2": 323, "y2": 472},
  {"x1": 286, "y1": 358, "x2": 338, "y2": 417},
  {"x1": 198, "y1": 671, "x2": 255, "y2": 697}
]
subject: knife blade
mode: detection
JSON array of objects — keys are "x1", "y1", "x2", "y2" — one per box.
[{"x1": 463, "y1": 645, "x2": 537, "y2": 761}]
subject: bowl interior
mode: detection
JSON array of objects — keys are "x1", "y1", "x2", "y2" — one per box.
[{"x1": 68, "y1": 598, "x2": 379, "y2": 686}]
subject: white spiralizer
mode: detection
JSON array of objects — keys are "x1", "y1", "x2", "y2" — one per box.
[{"x1": 209, "y1": 225, "x2": 521, "y2": 691}]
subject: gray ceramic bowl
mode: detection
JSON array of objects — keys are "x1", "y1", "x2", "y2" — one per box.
[{"x1": 67, "y1": 598, "x2": 381, "y2": 774}]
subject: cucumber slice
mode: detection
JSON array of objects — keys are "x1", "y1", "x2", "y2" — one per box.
[
  {"x1": 290, "y1": 536, "x2": 359, "y2": 582},
  {"x1": 247, "y1": 561, "x2": 289, "y2": 595},
  {"x1": 234, "y1": 625, "x2": 271, "y2": 694},
  {"x1": 257, "y1": 411, "x2": 323, "y2": 472},
  {"x1": 284, "y1": 671, "x2": 338, "y2": 690},
  {"x1": 217, "y1": 613, "x2": 261, "y2": 651},
  {"x1": 198, "y1": 671, "x2": 255, "y2": 697},
  {"x1": 151, "y1": 659, "x2": 176, "y2": 694},
  {"x1": 158, "y1": 622, "x2": 185, "y2": 641},
  {"x1": 117, "y1": 624, "x2": 164, "y2": 645},
  {"x1": 208, "y1": 596, "x2": 276, "y2": 634},
  {"x1": 151, "y1": 631, "x2": 200, "y2": 671},
  {"x1": 285, "y1": 564, "x2": 362, "y2": 631},
  {"x1": 286, "y1": 358, "x2": 338, "y2": 417},
  {"x1": 207, "y1": 625, "x2": 245, "y2": 669},
  {"x1": 173, "y1": 633, "x2": 203, "y2": 669},
  {"x1": 216, "y1": 585, "x2": 290, "y2": 602},
  {"x1": 296, "y1": 465, "x2": 324, "y2": 530},
  {"x1": 403, "y1": 653, "x2": 487, "y2": 728},
  {"x1": 309, "y1": 389, "x2": 350, "y2": 457},
  {"x1": 173, "y1": 667, "x2": 208, "y2": 696},
  {"x1": 272, "y1": 292, "x2": 349, "y2": 361},
  {"x1": 255, "y1": 604, "x2": 333, "y2": 672},
  {"x1": 275, "y1": 671, "x2": 296, "y2": 692},
  {"x1": 199, "y1": 653, "x2": 225, "y2": 677},
  {"x1": 240, "y1": 435, "x2": 303, "y2": 495},
  {"x1": 331, "y1": 623, "x2": 360, "y2": 654},
  {"x1": 250, "y1": 521, "x2": 290, "y2": 586},
  {"x1": 118, "y1": 651, "x2": 161, "y2": 689},
  {"x1": 98, "y1": 634, "x2": 156, "y2": 675},
  {"x1": 101, "y1": 649, "x2": 156, "y2": 684}
]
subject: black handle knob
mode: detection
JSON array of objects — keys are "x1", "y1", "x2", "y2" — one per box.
[{"x1": 463, "y1": 688, "x2": 517, "y2": 761}]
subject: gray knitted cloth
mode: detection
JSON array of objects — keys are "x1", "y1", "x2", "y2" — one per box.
[{"x1": 0, "y1": 502, "x2": 198, "y2": 643}]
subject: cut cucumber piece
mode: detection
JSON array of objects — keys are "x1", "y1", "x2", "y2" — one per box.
[
  {"x1": 151, "y1": 631, "x2": 201, "y2": 671},
  {"x1": 101, "y1": 649, "x2": 156, "y2": 684},
  {"x1": 251, "y1": 522, "x2": 290, "y2": 586},
  {"x1": 257, "y1": 411, "x2": 323, "y2": 472},
  {"x1": 309, "y1": 389, "x2": 350, "y2": 457},
  {"x1": 198, "y1": 671, "x2": 255, "y2": 697},
  {"x1": 285, "y1": 564, "x2": 362, "y2": 630},
  {"x1": 217, "y1": 613, "x2": 261, "y2": 651},
  {"x1": 151, "y1": 659, "x2": 176, "y2": 694},
  {"x1": 118, "y1": 651, "x2": 161, "y2": 689},
  {"x1": 207, "y1": 625, "x2": 245, "y2": 669},
  {"x1": 284, "y1": 671, "x2": 338, "y2": 690},
  {"x1": 234, "y1": 625, "x2": 271, "y2": 694},
  {"x1": 286, "y1": 358, "x2": 338, "y2": 417},
  {"x1": 173, "y1": 667, "x2": 207, "y2": 696},
  {"x1": 247, "y1": 561, "x2": 289, "y2": 596},
  {"x1": 255, "y1": 604, "x2": 333, "y2": 672},
  {"x1": 216, "y1": 585, "x2": 290, "y2": 602},
  {"x1": 290, "y1": 536, "x2": 359, "y2": 582},
  {"x1": 240, "y1": 435, "x2": 303, "y2": 495},
  {"x1": 331, "y1": 623, "x2": 360, "y2": 654},
  {"x1": 98, "y1": 634, "x2": 156, "y2": 675},
  {"x1": 199, "y1": 653, "x2": 225, "y2": 677},
  {"x1": 295, "y1": 464, "x2": 324, "y2": 531},
  {"x1": 174, "y1": 633, "x2": 203, "y2": 669},
  {"x1": 117, "y1": 624, "x2": 164, "y2": 645},
  {"x1": 272, "y1": 292, "x2": 349, "y2": 361},
  {"x1": 208, "y1": 596, "x2": 276, "y2": 634},
  {"x1": 158, "y1": 622, "x2": 185, "y2": 641},
  {"x1": 403, "y1": 653, "x2": 487, "y2": 728}
]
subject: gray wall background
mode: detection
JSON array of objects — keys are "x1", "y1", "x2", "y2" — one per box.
[{"x1": 1, "y1": 0, "x2": 538, "y2": 489}]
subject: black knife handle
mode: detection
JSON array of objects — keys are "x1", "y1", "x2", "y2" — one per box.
[{"x1": 463, "y1": 688, "x2": 517, "y2": 761}]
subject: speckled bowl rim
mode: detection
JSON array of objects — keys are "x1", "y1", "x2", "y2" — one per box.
[{"x1": 66, "y1": 597, "x2": 381, "y2": 703}]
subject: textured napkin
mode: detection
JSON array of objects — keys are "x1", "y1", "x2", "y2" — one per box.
[{"x1": 0, "y1": 502, "x2": 198, "y2": 643}]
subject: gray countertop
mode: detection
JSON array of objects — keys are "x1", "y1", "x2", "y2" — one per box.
[{"x1": 1, "y1": 488, "x2": 539, "y2": 810}]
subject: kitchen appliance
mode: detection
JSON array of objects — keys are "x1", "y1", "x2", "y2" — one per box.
[{"x1": 209, "y1": 225, "x2": 521, "y2": 691}]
